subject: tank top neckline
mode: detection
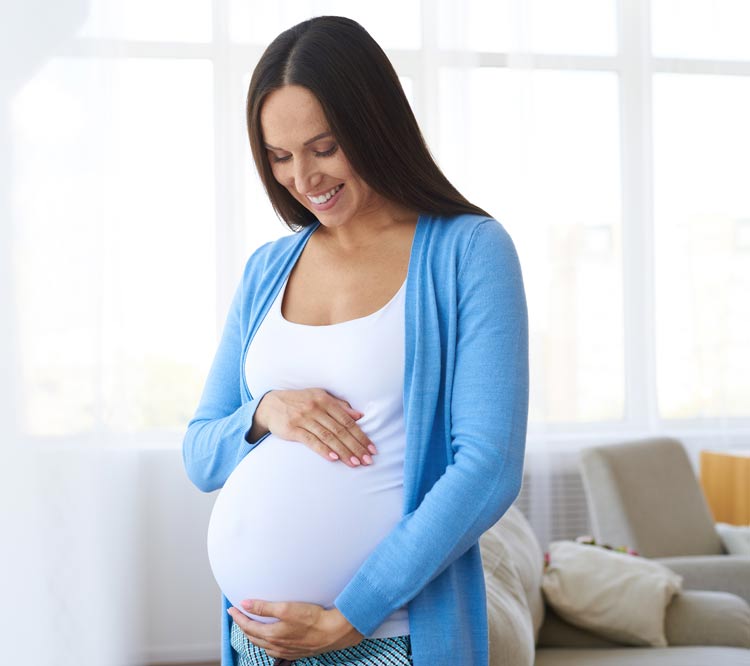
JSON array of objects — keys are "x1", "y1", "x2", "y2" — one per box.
[{"x1": 276, "y1": 275, "x2": 407, "y2": 329}]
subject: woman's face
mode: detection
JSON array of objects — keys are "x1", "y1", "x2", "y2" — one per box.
[{"x1": 260, "y1": 85, "x2": 387, "y2": 230}]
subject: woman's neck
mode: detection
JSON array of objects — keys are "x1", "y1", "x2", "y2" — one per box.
[{"x1": 315, "y1": 206, "x2": 419, "y2": 255}]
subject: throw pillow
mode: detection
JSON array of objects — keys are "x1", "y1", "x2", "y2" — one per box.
[
  {"x1": 716, "y1": 523, "x2": 750, "y2": 555},
  {"x1": 541, "y1": 540, "x2": 683, "y2": 647}
]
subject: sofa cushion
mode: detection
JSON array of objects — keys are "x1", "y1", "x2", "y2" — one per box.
[
  {"x1": 487, "y1": 505, "x2": 546, "y2": 638},
  {"x1": 482, "y1": 546, "x2": 535, "y2": 666},
  {"x1": 481, "y1": 505, "x2": 546, "y2": 666},
  {"x1": 537, "y1": 606, "x2": 624, "y2": 649},
  {"x1": 656, "y1": 555, "x2": 750, "y2": 606},
  {"x1": 716, "y1": 523, "x2": 750, "y2": 556},
  {"x1": 542, "y1": 540, "x2": 682, "y2": 647},
  {"x1": 538, "y1": 589, "x2": 750, "y2": 650},
  {"x1": 665, "y1": 590, "x2": 750, "y2": 648}
]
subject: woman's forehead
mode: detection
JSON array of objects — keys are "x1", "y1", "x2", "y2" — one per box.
[{"x1": 260, "y1": 85, "x2": 328, "y2": 144}]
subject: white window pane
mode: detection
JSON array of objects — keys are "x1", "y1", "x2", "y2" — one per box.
[
  {"x1": 229, "y1": 0, "x2": 309, "y2": 45},
  {"x1": 438, "y1": 68, "x2": 623, "y2": 423},
  {"x1": 399, "y1": 76, "x2": 415, "y2": 110},
  {"x1": 438, "y1": 0, "x2": 617, "y2": 55},
  {"x1": 76, "y1": 0, "x2": 212, "y2": 42},
  {"x1": 11, "y1": 57, "x2": 216, "y2": 436},
  {"x1": 529, "y1": 0, "x2": 617, "y2": 55},
  {"x1": 438, "y1": 0, "x2": 513, "y2": 51},
  {"x1": 652, "y1": 0, "x2": 750, "y2": 61},
  {"x1": 653, "y1": 74, "x2": 750, "y2": 419},
  {"x1": 230, "y1": 1, "x2": 421, "y2": 49}
]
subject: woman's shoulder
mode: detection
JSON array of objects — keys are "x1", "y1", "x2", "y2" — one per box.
[
  {"x1": 427, "y1": 210, "x2": 510, "y2": 237},
  {"x1": 240, "y1": 223, "x2": 317, "y2": 282},
  {"x1": 423, "y1": 211, "x2": 515, "y2": 259}
]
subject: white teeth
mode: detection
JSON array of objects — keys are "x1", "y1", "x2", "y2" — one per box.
[{"x1": 307, "y1": 184, "x2": 342, "y2": 204}]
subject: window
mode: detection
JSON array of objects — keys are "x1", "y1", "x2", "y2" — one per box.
[
  {"x1": 438, "y1": 67, "x2": 624, "y2": 423},
  {"x1": 12, "y1": 57, "x2": 216, "y2": 439},
  {"x1": 8, "y1": 0, "x2": 749, "y2": 447}
]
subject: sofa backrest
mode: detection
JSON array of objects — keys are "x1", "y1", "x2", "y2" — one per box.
[{"x1": 579, "y1": 437, "x2": 724, "y2": 558}]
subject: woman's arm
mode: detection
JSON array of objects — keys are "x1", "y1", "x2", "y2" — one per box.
[
  {"x1": 182, "y1": 280, "x2": 271, "y2": 493},
  {"x1": 334, "y1": 219, "x2": 529, "y2": 634},
  {"x1": 182, "y1": 251, "x2": 380, "y2": 491}
]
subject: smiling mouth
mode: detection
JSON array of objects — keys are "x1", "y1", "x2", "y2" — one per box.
[{"x1": 305, "y1": 184, "x2": 344, "y2": 205}]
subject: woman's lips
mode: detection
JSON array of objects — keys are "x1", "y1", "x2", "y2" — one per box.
[{"x1": 306, "y1": 184, "x2": 345, "y2": 212}]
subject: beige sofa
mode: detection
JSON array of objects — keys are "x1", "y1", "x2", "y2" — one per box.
[
  {"x1": 579, "y1": 437, "x2": 750, "y2": 605},
  {"x1": 480, "y1": 506, "x2": 750, "y2": 665}
]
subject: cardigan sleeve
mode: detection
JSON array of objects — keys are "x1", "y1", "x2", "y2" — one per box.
[
  {"x1": 333, "y1": 219, "x2": 529, "y2": 634},
  {"x1": 182, "y1": 276, "x2": 271, "y2": 493}
]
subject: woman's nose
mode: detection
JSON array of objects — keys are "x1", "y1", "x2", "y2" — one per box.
[{"x1": 293, "y1": 157, "x2": 321, "y2": 195}]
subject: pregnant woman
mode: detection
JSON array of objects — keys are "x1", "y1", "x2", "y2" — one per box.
[{"x1": 183, "y1": 15, "x2": 528, "y2": 666}]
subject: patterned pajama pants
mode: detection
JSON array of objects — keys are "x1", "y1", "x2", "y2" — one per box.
[{"x1": 230, "y1": 618, "x2": 413, "y2": 666}]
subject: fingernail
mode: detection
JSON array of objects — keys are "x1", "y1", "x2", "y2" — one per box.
[
  {"x1": 328, "y1": 452, "x2": 339, "y2": 460},
  {"x1": 362, "y1": 454, "x2": 373, "y2": 465},
  {"x1": 368, "y1": 444, "x2": 377, "y2": 455},
  {"x1": 350, "y1": 456, "x2": 361, "y2": 466}
]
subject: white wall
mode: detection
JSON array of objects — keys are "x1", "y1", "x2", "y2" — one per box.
[
  {"x1": 0, "y1": 445, "x2": 221, "y2": 666},
  {"x1": 139, "y1": 449, "x2": 222, "y2": 664},
  {"x1": 1, "y1": 446, "x2": 144, "y2": 665}
]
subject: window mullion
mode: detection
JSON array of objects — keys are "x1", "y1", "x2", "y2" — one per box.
[
  {"x1": 212, "y1": 0, "x2": 240, "y2": 332},
  {"x1": 618, "y1": 0, "x2": 659, "y2": 431},
  {"x1": 418, "y1": 0, "x2": 440, "y2": 149}
]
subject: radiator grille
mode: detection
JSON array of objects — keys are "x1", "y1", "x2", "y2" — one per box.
[{"x1": 513, "y1": 448, "x2": 593, "y2": 550}]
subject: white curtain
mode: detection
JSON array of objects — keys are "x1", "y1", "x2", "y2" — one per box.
[{"x1": 1, "y1": 4, "x2": 145, "y2": 664}]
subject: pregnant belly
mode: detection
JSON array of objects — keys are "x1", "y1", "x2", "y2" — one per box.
[{"x1": 207, "y1": 435, "x2": 404, "y2": 622}]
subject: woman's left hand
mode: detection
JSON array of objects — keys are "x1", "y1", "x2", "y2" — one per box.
[{"x1": 228, "y1": 599, "x2": 365, "y2": 659}]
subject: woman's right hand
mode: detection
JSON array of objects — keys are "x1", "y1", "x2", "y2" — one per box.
[{"x1": 252, "y1": 389, "x2": 378, "y2": 468}]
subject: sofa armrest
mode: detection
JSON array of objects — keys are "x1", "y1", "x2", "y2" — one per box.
[
  {"x1": 656, "y1": 555, "x2": 750, "y2": 605},
  {"x1": 665, "y1": 590, "x2": 750, "y2": 648}
]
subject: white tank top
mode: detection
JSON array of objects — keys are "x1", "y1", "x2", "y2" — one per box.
[{"x1": 206, "y1": 273, "x2": 410, "y2": 639}]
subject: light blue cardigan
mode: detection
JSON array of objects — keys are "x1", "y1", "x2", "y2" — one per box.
[{"x1": 182, "y1": 212, "x2": 529, "y2": 665}]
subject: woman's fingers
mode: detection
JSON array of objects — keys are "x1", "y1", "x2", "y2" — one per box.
[
  {"x1": 287, "y1": 400, "x2": 376, "y2": 467},
  {"x1": 315, "y1": 411, "x2": 374, "y2": 466},
  {"x1": 333, "y1": 403, "x2": 378, "y2": 454},
  {"x1": 267, "y1": 388, "x2": 378, "y2": 467},
  {"x1": 290, "y1": 424, "x2": 369, "y2": 468}
]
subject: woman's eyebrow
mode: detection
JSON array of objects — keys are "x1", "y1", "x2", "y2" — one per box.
[{"x1": 264, "y1": 131, "x2": 333, "y2": 151}]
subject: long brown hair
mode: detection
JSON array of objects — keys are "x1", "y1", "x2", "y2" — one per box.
[{"x1": 246, "y1": 15, "x2": 490, "y2": 231}]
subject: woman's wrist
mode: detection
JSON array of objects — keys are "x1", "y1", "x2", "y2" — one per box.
[
  {"x1": 247, "y1": 391, "x2": 273, "y2": 442},
  {"x1": 324, "y1": 607, "x2": 364, "y2": 648}
]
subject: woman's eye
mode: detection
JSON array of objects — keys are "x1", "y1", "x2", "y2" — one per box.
[
  {"x1": 269, "y1": 144, "x2": 338, "y2": 164},
  {"x1": 315, "y1": 144, "x2": 338, "y2": 158}
]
